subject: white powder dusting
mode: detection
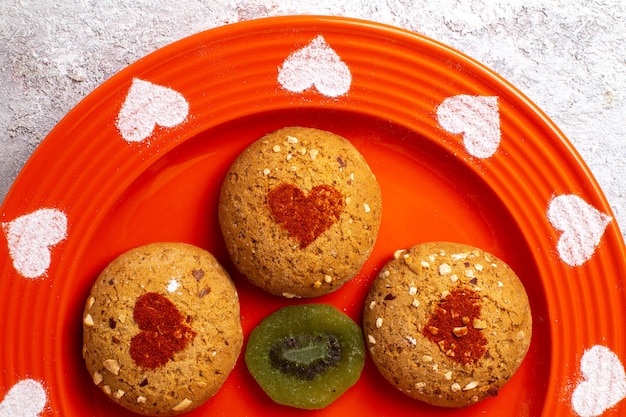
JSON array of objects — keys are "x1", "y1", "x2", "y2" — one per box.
[
  {"x1": 1, "y1": 2, "x2": 625, "y2": 239},
  {"x1": 2, "y1": 208, "x2": 68, "y2": 279},
  {"x1": 167, "y1": 278, "x2": 180, "y2": 293},
  {"x1": 436, "y1": 95, "x2": 500, "y2": 158},
  {"x1": 572, "y1": 345, "x2": 626, "y2": 417},
  {"x1": 0, "y1": 379, "x2": 47, "y2": 417},
  {"x1": 547, "y1": 194, "x2": 611, "y2": 267},
  {"x1": 116, "y1": 78, "x2": 189, "y2": 143},
  {"x1": 277, "y1": 35, "x2": 352, "y2": 98}
]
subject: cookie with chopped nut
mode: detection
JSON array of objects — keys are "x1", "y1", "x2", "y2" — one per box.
[
  {"x1": 363, "y1": 241, "x2": 532, "y2": 408},
  {"x1": 218, "y1": 126, "x2": 382, "y2": 298},
  {"x1": 82, "y1": 242, "x2": 243, "y2": 416}
]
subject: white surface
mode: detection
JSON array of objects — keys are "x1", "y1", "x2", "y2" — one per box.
[{"x1": 1, "y1": 0, "x2": 624, "y2": 237}]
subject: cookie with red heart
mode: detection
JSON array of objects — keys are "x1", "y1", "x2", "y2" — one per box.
[
  {"x1": 82, "y1": 242, "x2": 243, "y2": 416},
  {"x1": 362, "y1": 242, "x2": 532, "y2": 408},
  {"x1": 218, "y1": 126, "x2": 382, "y2": 298}
]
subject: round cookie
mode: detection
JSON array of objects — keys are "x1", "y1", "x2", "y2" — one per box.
[
  {"x1": 363, "y1": 242, "x2": 532, "y2": 408},
  {"x1": 82, "y1": 242, "x2": 243, "y2": 416},
  {"x1": 218, "y1": 126, "x2": 382, "y2": 298}
]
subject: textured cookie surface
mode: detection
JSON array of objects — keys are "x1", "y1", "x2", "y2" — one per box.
[
  {"x1": 82, "y1": 242, "x2": 243, "y2": 416},
  {"x1": 363, "y1": 242, "x2": 532, "y2": 408},
  {"x1": 218, "y1": 126, "x2": 382, "y2": 298}
]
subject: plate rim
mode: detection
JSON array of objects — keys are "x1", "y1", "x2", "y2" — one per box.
[{"x1": 1, "y1": 15, "x2": 625, "y2": 417}]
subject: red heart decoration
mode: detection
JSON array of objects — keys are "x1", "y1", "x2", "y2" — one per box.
[
  {"x1": 130, "y1": 292, "x2": 196, "y2": 369},
  {"x1": 267, "y1": 183, "x2": 345, "y2": 248},
  {"x1": 422, "y1": 287, "x2": 487, "y2": 364}
]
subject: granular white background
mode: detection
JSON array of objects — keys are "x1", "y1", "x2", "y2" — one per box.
[{"x1": 1, "y1": 0, "x2": 624, "y2": 236}]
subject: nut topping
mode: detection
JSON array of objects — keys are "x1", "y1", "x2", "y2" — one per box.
[
  {"x1": 473, "y1": 319, "x2": 488, "y2": 330},
  {"x1": 171, "y1": 398, "x2": 192, "y2": 412},
  {"x1": 92, "y1": 371, "x2": 103, "y2": 385},
  {"x1": 393, "y1": 249, "x2": 406, "y2": 259},
  {"x1": 438, "y1": 263, "x2": 452, "y2": 275},
  {"x1": 103, "y1": 359, "x2": 120, "y2": 375},
  {"x1": 83, "y1": 314, "x2": 94, "y2": 326},
  {"x1": 463, "y1": 381, "x2": 479, "y2": 391},
  {"x1": 453, "y1": 326, "x2": 469, "y2": 337}
]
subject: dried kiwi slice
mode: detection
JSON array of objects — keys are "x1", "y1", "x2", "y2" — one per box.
[{"x1": 245, "y1": 304, "x2": 365, "y2": 410}]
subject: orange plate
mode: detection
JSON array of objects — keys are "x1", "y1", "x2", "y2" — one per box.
[{"x1": 1, "y1": 16, "x2": 625, "y2": 417}]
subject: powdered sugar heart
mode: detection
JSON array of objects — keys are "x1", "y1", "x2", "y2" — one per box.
[
  {"x1": 547, "y1": 194, "x2": 611, "y2": 267},
  {"x1": 116, "y1": 78, "x2": 189, "y2": 143},
  {"x1": 572, "y1": 345, "x2": 626, "y2": 417},
  {"x1": 437, "y1": 95, "x2": 500, "y2": 158},
  {"x1": 2, "y1": 208, "x2": 67, "y2": 278},
  {"x1": 0, "y1": 379, "x2": 47, "y2": 417},
  {"x1": 278, "y1": 35, "x2": 352, "y2": 97}
]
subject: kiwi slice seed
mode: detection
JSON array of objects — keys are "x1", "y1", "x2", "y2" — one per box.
[{"x1": 245, "y1": 304, "x2": 365, "y2": 410}]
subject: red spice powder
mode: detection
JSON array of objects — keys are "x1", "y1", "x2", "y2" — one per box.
[
  {"x1": 267, "y1": 183, "x2": 345, "y2": 248},
  {"x1": 422, "y1": 287, "x2": 487, "y2": 364},
  {"x1": 130, "y1": 292, "x2": 196, "y2": 369}
]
